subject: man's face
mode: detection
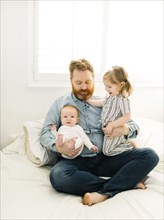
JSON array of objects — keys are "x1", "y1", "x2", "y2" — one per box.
[{"x1": 71, "y1": 69, "x2": 94, "y2": 100}]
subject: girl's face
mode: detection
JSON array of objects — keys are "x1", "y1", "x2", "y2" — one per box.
[{"x1": 103, "y1": 79, "x2": 122, "y2": 96}]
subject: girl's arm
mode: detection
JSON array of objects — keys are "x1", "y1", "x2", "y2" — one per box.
[
  {"x1": 86, "y1": 99, "x2": 103, "y2": 107},
  {"x1": 109, "y1": 113, "x2": 131, "y2": 129},
  {"x1": 104, "y1": 97, "x2": 131, "y2": 134},
  {"x1": 104, "y1": 113, "x2": 131, "y2": 135}
]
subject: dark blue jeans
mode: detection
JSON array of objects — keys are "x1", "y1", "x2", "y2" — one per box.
[{"x1": 50, "y1": 148, "x2": 159, "y2": 197}]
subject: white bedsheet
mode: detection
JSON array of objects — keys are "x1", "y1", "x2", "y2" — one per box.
[
  {"x1": 1, "y1": 152, "x2": 163, "y2": 220},
  {"x1": 1, "y1": 117, "x2": 164, "y2": 219}
]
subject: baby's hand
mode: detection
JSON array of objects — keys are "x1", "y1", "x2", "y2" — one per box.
[
  {"x1": 90, "y1": 145, "x2": 99, "y2": 153},
  {"x1": 51, "y1": 124, "x2": 56, "y2": 131}
]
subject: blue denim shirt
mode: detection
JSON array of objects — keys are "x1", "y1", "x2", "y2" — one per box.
[{"x1": 40, "y1": 92, "x2": 139, "y2": 157}]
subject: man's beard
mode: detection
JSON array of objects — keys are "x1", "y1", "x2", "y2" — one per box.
[{"x1": 72, "y1": 84, "x2": 94, "y2": 100}]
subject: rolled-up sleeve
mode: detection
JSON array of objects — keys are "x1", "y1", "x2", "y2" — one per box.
[
  {"x1": 40, "y1": 125, "x2": 57, "y2": 152},
  {"x1": 126, "y1": 119, "x2": 140, "y2": 139},
  {"x1": 39, "y1": 100, "x2": 61, "y2": 152}
]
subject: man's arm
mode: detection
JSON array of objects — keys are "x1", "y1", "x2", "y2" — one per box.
[
  {"x1": 39, "y1": 98, "x2": 61, "y2": 152},
  {"x1": 40, "y1": 124, "x2": 57, "y2": 151}
]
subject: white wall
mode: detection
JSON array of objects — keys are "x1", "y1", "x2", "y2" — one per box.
[{"x1": 1, "y1": 1, "x2": 163, "y2": 149}]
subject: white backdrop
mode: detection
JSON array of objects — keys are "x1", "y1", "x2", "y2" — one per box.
[{"x1": 1, "y1": 1, "x2": 163, "y2": 149}]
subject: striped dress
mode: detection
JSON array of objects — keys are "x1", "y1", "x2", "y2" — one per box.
[{"x1": 101, "y1": 95, "x2": 133, "y2": 156}]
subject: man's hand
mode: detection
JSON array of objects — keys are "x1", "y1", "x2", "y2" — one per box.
[
  {"x1": 103, "y1": 124, "x2": 129, "y2": 139},
  {"x1": 55, "y1": 134, "x2": 83, "y2": 157}
]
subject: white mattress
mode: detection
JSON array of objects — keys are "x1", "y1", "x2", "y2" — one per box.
[{"x1": 1, "y1": 117, "x2": 164, "y2": 219}]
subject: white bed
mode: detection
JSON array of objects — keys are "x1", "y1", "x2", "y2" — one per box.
[{"x1": 1, "y1": 117, "x2": 164, "y2": 220}]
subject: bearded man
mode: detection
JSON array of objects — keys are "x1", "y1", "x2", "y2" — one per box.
[{"x1": 40, "y1": 59, "x2": 159, "y2": 206}]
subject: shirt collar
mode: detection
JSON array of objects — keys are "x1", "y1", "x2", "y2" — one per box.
[
  {"x1": 71, "y1": 93, "x2": 79, "y2": 102},
  {"x1": 71, "y1": 93, "x2": 89, "y2": 105}
]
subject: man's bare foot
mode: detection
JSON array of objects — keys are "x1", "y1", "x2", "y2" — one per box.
[
  {"x1": 135, "y1": 182, "x2": 146, "y2": 189},
  {"x1": 82, "y1": 192, "x2": 109, "y2": 206}
]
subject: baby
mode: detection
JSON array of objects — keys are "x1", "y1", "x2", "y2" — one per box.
[{"x1": 51, "y1": 105, "x2": 98, "y2": 159}]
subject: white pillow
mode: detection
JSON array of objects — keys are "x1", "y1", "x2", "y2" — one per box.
[
  {"x1": 133, "y1": 117, "x2": 163, "y2": 161},
  {"x1": 2, "y1": 134, "x2": 25, "y2": 155},
  {"x1": 23, "y1": 119, "x2": 58, "y2": 167},
  {"x1": 132, "y1": 117, "x2": 163, "y2": 173}
]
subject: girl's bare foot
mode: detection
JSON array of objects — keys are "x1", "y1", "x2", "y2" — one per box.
[
  {"x1": 82, "y1": 192, "x2": 109, "y2": 206},
  {"x1": 135, "y1": 182, "x2": 146, "y2": 189},
  {"x1": 130, "y1": 140, "x2": 137, "y2": 148}
]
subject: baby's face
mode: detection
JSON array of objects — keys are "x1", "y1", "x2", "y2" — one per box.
[{"x1": 60, "y1": 107, "x2": 79, "y2": 127}]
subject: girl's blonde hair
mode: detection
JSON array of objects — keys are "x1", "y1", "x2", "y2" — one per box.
[{"x1": 103, "y1": 66, "x2": 133, "y2": 97}]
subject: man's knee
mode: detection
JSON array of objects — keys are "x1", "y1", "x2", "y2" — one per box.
[
  {"x1": 49, "y1": 165, "x2": 63, "y2": 191},
  {"x1": 144, "y1": 148, "x2": 159, "y2": 166}
]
